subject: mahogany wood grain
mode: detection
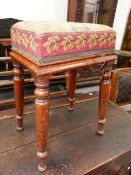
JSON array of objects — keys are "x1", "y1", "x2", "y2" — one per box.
[
  {"x1": 67, "y1": 0, "x2": 78, "y2": 22},
  {"x1": 68, "y1": 70, "x2": 77, "y2": 110},
  {"x1": 0, "y1": 38, "x2": 11, "y2": 46},
  {"x1": 34, "y1": 75, "x2": 50, "y2": 172},
  {"x1": 10, "y1": 51, "x2": 116, "y2": 76},
  {"x1": 97, "y1": 62, "x2": 112, "y2": 135},
  {"x1": 13, "y1": 60, "x2": 24, "y2": 131}
]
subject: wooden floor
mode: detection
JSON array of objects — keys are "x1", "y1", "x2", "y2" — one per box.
[
  {"x1": 0, "y1": 91, "x2": 98, "y2": 120},
  {"x1": 0, "y1": 96, "x2": 131, "y2": 175}
]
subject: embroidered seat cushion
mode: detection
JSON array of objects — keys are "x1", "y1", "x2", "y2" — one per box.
[{"x1": 11, "y1": 21, "x2": 116, "y2": 65}]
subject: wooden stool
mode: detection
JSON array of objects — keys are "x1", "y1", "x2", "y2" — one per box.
[{"x1": 10, "y1": 21, "x2": 116, "y2": 172}]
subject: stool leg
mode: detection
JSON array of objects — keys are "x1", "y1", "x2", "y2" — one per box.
[
  {"x1": 66, "y1": 72, "x2": 70, "y2": 95},
  {"x1": 68, "y1": 70, "x2": 77, "y2": 111},
  {"x1": 13, "y1": 61, "x2": 24, "y2": 131},
  {"x1": 34, "y1": 76, "x2": 50, "y2": 172},
  {"x1": 97, "y1": 69, "x2": 111, "y2": 135}
]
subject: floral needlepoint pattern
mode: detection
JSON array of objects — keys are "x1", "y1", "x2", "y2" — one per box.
[
  {"x1": 43, "y1": 36, "x2": 60, "y2": 53},
  {"x1": 29, "y1": 35, "x2": 36, "y2": 52},
  {"x1": 11, "y1": 21, "x2": 116, "y2": 64},
  {"x1": 13, "y1": 31, "x2": 21, "y2": 45},
  {"x1": 16, "y1": 32, "x2": 22, "y2": 45},
  {"x1": 108, "y1": 33, "x2": 116, "y2": 45},
  {"x1": 61, "y1": 35, "x2": 74, "y2": 51},
  {"x1": 75, "y1": 34, "x2": 86, "y2": 49},
  {"x1": 99, "y1": 34, "x2": 107, "y2": 46},
  {"x1": 22, "y1": 33, "x2": 29, "y2": 48},
  {"x1": 88, "y1": 34, "x2": 98, "y2": 48}
]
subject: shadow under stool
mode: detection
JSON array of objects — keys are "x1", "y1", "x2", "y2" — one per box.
[{"x1": 10, "y1": 21, "x2": 116, "y2": 172}]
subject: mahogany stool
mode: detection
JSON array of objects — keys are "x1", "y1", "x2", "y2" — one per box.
[{"x1": 10, "y1": 21, "x2": 116, "y2": 172}]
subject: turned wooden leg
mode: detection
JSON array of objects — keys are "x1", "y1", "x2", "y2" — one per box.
[
  {"x1": 66, "y1": 72, "x2": 70, "y2": 95},
  {"x1": 97, "y1": 67, "x2": 111, "y2": 135},
  {"x1": 68, "y1": 70, "x2": 77, "y2": 111},
  {"x1": 13, "y1": 61, "x2": 24, "y2": 131},
  {"x1": 34, "y1": 76, "x2": 50, "y2": 172}
]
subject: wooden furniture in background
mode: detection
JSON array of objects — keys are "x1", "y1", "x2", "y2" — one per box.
[
  {"x1": 115, "y1": 50, "x2": 131, "y2": 68},
  {"x1": 0, "y1": 38, "x2": 11, "y2": 72},
  {"x1": 96, "y1": 0, "x2": 118, "y2": 27},
  {"x1": 67, "y1": 0, "x2": 85, "y2": 22},
  {"x1": 122, "y1": 10, "x2": 131, "y2": 51},
  {"x1": 67, "y1": 0, "x2": 118, "y2": 26}
]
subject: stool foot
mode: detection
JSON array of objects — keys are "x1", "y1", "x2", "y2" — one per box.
[
  {"x1": 97, "y1": 130, "x2": 104, "y2": 135},
  {"x1": 68, "y1": 97, "x2": 75, "y2": 111},
  {"x1": 16, "y1": 115, "x2": 24, "y2": 131},
  {"x1": 17, "y1": 126, "x2": 24, "y2": 131},
  {"x1": 68, "y1": 107, "x2": 74, "y2": 111},
  {"x1": 37, "y1": 151, "x2": 48, "y2": 172},
  {"x1": 38, "y1": 164, "x2": 47, "y2": 172}
]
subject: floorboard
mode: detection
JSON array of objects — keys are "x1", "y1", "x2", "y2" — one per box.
[{"x1": 0, "y1": 91, "x2": 98, "y2": 119}]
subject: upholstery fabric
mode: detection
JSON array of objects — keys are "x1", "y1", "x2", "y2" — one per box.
[
  {"x1": 116, "y1": 70, "x2": 131, "y2": 103},
  {"x1": 11, "y1": 21, "x2": 116, "y2": 65}
]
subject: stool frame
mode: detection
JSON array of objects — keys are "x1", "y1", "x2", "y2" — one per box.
[{"x1": 10, "y1": 50, "x2": 116, "y2": 172}]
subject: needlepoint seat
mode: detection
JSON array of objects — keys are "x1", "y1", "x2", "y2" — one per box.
[{"x1": 11, "y1": 21, "x2": 115, "y2": 64}]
